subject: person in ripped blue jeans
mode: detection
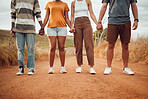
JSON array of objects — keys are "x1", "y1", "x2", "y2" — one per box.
[{"x1": 10, "y1": 0, "x2": 44, "y2": 75}]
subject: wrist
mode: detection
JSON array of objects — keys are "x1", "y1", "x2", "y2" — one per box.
[
  {"x1": 134, "y1": 19, "x2": 139, "y2": 22},
  {"x1": 11, "y1": 28, "x2": 14, "y2": 32},
  {"x1": 71, "y1": 25, "x2": 74, "y2": 28},
  {"x1": 41, "y1": 28, "x2": 44, "y2": 30},
  {"x1": 98, "y1": 22, "x2": 102, "y2": 24}
]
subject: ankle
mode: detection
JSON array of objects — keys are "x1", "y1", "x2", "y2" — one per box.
[
  {"x1": 124, "y1": 66, "x2": 128, "y2": 68},
  {"x1": 90, "y1": 66, "x2": 93, "y2": 68}
]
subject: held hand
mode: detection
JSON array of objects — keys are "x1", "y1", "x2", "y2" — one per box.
[
  {"x1": 10, "y1": 30, "x2": 16, "y2": 37},
  {"x1": 96, "y1": 23, "x2": 103, "y2": 30},
  {"x1": 69, "y1": 26, "x2": 75, "y2": 33},
  {"x1": 39, "y1": 29, "x2": 45, "y2": 36},
  {"x1": 132, "y1": 21, "x2": 138, "y2": 30}
]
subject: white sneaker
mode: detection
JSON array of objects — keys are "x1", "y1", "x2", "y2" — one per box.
[
  {"x1": 104, "y1": 67, "x2": 112, "y2": 75},
  {"x1": 90, "y1": 67, "x2": 96, "y2": 74},
  {"x1": 76, "y1": 67, "x2": 82, "y2": 73},
  {"x1": 123, "y1": 67, "x2": 134, "y2": 75},
  {"x1": 16, "y1": 66, "x2": 24, "y2": 75},
  {"x1": 48, "y1": 67, "x2": 54, "y2": 74},
  {"x1": 60, "y1": 67, "x2": 67, "y2": 73},
  {"x1": 28, "y1": 68, "x2": 34, "y2": 75}
]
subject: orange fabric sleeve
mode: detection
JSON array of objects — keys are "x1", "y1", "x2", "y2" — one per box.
[
  {"x1": 45, "y1": 3, "x2": 49, "y2": 10},
  {"x1": 65, "y1": 4, "x2": 69, "y2": 11}
]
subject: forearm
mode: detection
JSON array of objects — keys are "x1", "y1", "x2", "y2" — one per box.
[
  {"x1": 98, "y1": 4, "x2": 107, "y2": 22},
  {"x1": 131, "y1": 3, "x2": 138, "y2": 19},
  {"x1": 90, "y1": 13, "x2": 98, "y2": 25},
  {"x1": 42, "y1": 16, "x2": 49, "y2": 28},
  {"x1": 38, "y1": 21, "x2": 43, "y2": 28},
  {"x1": 66, "y1": 19, "x2": 71, "y2": 28},
  {"x1": 11, "y1": 22, "x2": 14, "y2": 30},
  {"x1": 71, "y1": 17, "x2": 74, "y2": 27}
]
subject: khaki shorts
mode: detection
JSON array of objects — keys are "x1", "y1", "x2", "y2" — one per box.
[{"x1": 107, "y1": 22, "x2": 131, "y2": 43}]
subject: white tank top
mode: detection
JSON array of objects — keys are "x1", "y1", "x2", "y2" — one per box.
[{"x1": 75, "y1": 0, "x2": 89, "y2": 18}]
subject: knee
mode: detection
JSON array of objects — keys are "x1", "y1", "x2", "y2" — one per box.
[
  {"x1": 17, "y1": 47, "x2": 24, "y2": 52},
  {"x1": 28, "y1": 47, "x2": 34, "y2": 57},
  {"x1": 28, "y1": 46, "x2": 34, "y2": 52},
  {"x1": 108, "y1": 43, "x2": 115, "y2": 49},
  {"x1": 58, "y1": 45, "x2": 64, "y2": 51},
  {"x1": 122, "y1": 44, "x2": 128, "y2": 50},
  {"x1": 50, "y1": 46, "x2": 56, "y2": 52}
]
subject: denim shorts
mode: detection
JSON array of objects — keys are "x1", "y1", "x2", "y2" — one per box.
[{"x1": 47, "y1": 27, "x2": 67, "y2": 36}]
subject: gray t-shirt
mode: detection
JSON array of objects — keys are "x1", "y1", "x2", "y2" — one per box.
[{"x1": 102, "y1": 0, "x2": 137, "y2": 25}]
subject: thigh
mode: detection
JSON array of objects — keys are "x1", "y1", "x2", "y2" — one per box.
[
  {"x1": 48, "y1": 36, "x2": 57, "y2": 48},
  {"x1": 120, "y1": 22, "x2": 131, "y2": 43},
  {"x1": 83, "y1": 25, "x2": 94, "y2": 49},
  {"x1": 47, "y1": 27, "x2": 57, "y2": 36},
  {"x1": 83, "y1": 24, "x2": 93, "y2": 43},
  {"x1": 57, "y1": 36, "x2": 66, "y2": 47},
  {"x1": 107, "y1": 24, "x2": 119, "y2": 43},
  {"x1": 15, "y1": 32, "x2": 25, "y2": 49},
  {"x1": 26, "y1": 33, "x2": 35, "y2": 49},
  {"x1": 57, "y1": 27, "x2": 67, "y2": 36},
  {"x1": 74, "y1": 23, "x2": 83, "y2": 47}
]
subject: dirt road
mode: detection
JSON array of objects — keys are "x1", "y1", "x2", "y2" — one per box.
[{"x1": 0, "y1": 56, "x2": 148, "y2": 99}]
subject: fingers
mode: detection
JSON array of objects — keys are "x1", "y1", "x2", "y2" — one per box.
[
  {"x1": 132, "y1": 22, "x2": 138, "y2": 30},
  {"x1": 12, "y1": 33, "x2": 16, "y2": 37},
  {"x1": 10, "y1": 31, "x2": 16, "y2": 37},
  {"x1": 39, "y1": 29, "x2": 45, "y2": 36},
  {"x1": 96, "y1": 24, "x2": 103, "y2": 30},
  {"x1": 69, "y1": 28, "x2": 75, "y2": 33},
  {"x1": 73, "y1": 28, "x2": 75, "y2": 33}
]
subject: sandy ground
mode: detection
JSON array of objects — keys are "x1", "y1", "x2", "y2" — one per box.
[{"x1": 0, "y1": 56, "x2": 148, "y2": 99}]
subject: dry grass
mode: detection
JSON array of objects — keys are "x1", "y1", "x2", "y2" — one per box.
[
  {"x1": 94, "y1": 38, "x2": 148, "y2": 64},
  {"x1": 0, "y1": 29, "x2": 48, "y2": 67},
  {"x1": 0, "y1": 40, "x2": 41, "y2": 67},
  {"x1": 0, "y1": 29, "x2": 75, "y2": 67}
]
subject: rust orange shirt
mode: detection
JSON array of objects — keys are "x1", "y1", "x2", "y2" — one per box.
[{"x1": 45, "y1": 1, "x2": 69, "y2": 27}]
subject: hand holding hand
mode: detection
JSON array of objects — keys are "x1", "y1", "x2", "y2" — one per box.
[
  {"x1": 39, "y1": 28, "x2": 45, "y2": 36},
  {"x1": 96, "y1": 23, "x2": 103, "y2": 30},
  {"x1": 69, "y1": 26, "x2": 75, "y2": 33}
]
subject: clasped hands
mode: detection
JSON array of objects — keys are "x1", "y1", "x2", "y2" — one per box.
[
  {"x1": 69, "y1": 26, "x2": 75, "y2": 33},
  {"x1": 39, "y1": 27, "x2": 45, "y2": 36}
]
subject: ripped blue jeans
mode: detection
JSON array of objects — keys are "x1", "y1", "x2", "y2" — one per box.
[{"x1": 15, "y1": 32, "x2": 35, "y2": 69}]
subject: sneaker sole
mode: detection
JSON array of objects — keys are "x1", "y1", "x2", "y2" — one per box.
[
  {"x1": 16, "y1": 73, "x2": 24, "y2": 75},
  {"x1": 60, "y1": 71, "x2": 67, "y2": 74},
  {"x1": 28, "y1": 73, "x2": 34, "y2": 75},
  {"x1": 48, "y1": 72, "x2": 54, "y2": 74},
  {"x1": 76, "y1": 70, "x2": 81, "y2": 73},
  {"x1": 90, "y1": 72, "x2": 96, "y2": 75},
  {"x1": 104, "y1": 72, "x2": 112, "y2": 75},
  {"x1": 123, "y1": 71, "x2": 134, "y2": 75}
]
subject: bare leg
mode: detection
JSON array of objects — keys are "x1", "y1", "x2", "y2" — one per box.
[
  {"x1": 122, "y1": 43, "x2": 129, "y2": 68},
  {"x1": 48, "y1": 36, "x2": 56, "y2": 67},
  {"x1": 107, "y1": 42, "x2": 115, "y2": 67},
  {"x1": 57, "y1": 36, "x2": 66, "y2": 67}
]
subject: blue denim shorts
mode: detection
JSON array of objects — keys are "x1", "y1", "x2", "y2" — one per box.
[{"x1": 47, "y1": 27, "x2": 67, "y2": 36}]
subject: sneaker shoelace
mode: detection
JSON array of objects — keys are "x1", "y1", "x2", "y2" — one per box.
[
  {"x1": 106, "y1": 67, "x2": 111, "y2": 71},
  {"x1": 29, "y1": 69, "x2": 34, "y2": 72},
  {"x1": 126, "y1": 67, "x2": 132, "y2": 72},
  {"x1": 18, "y1": 68, "x2": 22, "y2": 72}
]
